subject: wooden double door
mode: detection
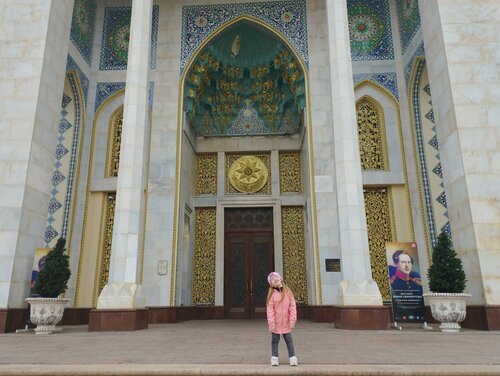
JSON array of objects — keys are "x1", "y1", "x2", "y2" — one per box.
[{"x1": 224, "y1": 208, "x2": 274, "y2": 319}]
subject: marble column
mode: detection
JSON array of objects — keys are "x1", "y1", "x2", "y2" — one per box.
[
  {"x1": 0, "y1": 0, "x2": 74, "y2": 326},
  {"x1": 420, "y1": 0, "x2": 500, "y2": 308},
  {"x1": 326, "y1": 0, "x2": 382, "y2": 305},
  {"x1": 96, "y1": 0, "x2": 152, "y2": 311}
]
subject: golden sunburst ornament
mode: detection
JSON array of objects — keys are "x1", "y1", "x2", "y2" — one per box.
[{"x1": 228, "y1": 155, "x2": 268, "y2": 193}]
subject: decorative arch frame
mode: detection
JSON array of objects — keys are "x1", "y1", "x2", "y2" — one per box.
[
  {"x1": 354, "y1": 79, "x2": 416, "y2": 243},
  {"x1": 407, "y1": 57, "x2": 450, "y2": 261},
  {"x1": 172, "y1": 14, "x2": 321, "y2": 305},
  {"x1": 355, "y1": 94, "x2": 389, "y2": 171}
]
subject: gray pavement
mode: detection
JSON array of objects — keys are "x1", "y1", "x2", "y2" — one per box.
[{"x1": 1, "y1": 320, "x2": 500, "y2": 375}]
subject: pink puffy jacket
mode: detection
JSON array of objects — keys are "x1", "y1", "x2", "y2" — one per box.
[{"x1": 266, "y1": 288, "x2": 297, "y2": 334}]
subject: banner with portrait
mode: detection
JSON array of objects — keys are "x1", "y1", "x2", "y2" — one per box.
[{"x1": 386, "y1": 242, "x2": 425, "y2": 323}]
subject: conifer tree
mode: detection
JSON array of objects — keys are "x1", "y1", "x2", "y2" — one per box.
[
  {"x1": 33, "y1": 237, "x2": 71, "y2": 298},
  {"x1": 427, "y1": 232, "x2": 466, "y2": 293}
]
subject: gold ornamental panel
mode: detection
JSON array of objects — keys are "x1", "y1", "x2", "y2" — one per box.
[
  {"x1": 196, "y1": 153, "x2": 217, "y2": 195},
  {"x1": 281, "y1": 206, "x2": 308, "y2": 304},
  {"x1": 356, "y1": 97, "x2": 388, "y2": 170},
  {"x1": 98, "y1": 193, "x2": 116, "y2": 294},
  {"x1": 192, "y1": 207, "x2": 216, "y2": 304},
  {"x1": 363, "y1": 187, "x2": 393, "y2": 301},
  {"x1": 225, "y1": 153, "x2": 271, "y2": 194},
  {"x1": 279, "y1": 151, "x2": 302, "y2": 194},
  {"x1": 105, "y1": 107, "x2": 123, "y2": 177}
]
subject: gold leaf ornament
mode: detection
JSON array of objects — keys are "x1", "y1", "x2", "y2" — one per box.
[{"x1": 228, "y1": 155, "x2": 268, "y2": 193}]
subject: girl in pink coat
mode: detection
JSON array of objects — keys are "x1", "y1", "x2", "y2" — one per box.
[{"x1": 266, "y1": 272, "x2": 298, "y2": 367}]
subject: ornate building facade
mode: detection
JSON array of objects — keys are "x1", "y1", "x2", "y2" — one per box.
[{"x1": 1, "y1": 0, "x2": 499, "y2": 331}]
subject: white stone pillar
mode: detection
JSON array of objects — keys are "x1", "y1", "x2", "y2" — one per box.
[
  {"x1": 97, "y1": 0, "x2": 152, "y2": 309},
  {"x1": 326, "y1": 0, "x2": 382, "y2": 305},
  {"x1": 0, "y1": 0, "x2": 74, "y2": 308},
  {"x1": 420, "y1": 0, "x2": 500, "y2": 305}
]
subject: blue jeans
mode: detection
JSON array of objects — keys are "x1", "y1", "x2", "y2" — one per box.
[{"x1": 271, "y1": 332, "x2": 295, "y2": 358}]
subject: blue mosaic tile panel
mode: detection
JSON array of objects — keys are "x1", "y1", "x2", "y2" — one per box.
[
  {"x1": 70, "y1": 0, "x2": 97, "y2": 66},
  {"x1": 151, "y1": 5, "x2": 159, "y2": 69},
  {"x1": 67, "y1": 55, "x2": 89, "y2": 105},
  {"x1": 441, "y1": 222, "x2": 451, "y2": 238},
  {"x1": 436, "y1": 191, "x2": 447, "y2": 208},
  {"x1": 396, "y1": 0, "x2": 421, "y2": 54},
  {"x1": 148, "y1": 81, "x2": 155, "y2": 112},
  {"x1": 95, "y1": 82, "x2": 126, "y2": 111},
  {"x1": 51, "y1": 170, "x2": 66, "y2": 186},
  {"x1": 45, "y1": 73, "x2": 84, "y2": 245},
  {"x1": 428, "y1": 135, "x2": 438, "y2": 150},
  {"x1": 181, "y1": 0, "x2": 308, "y2": 72},
  {"x1": 62, "y1": 93, "x2": 72, "y2": 108},
  {"x1": 425, "y1": 108, "x2": 434, "y2": 123},
  {"x1": 59, "y1": 118, "x2": 72, "y2": 133},
  {"x1": 353, "y1": 72, "x2": 399, "y2": 99},
  {"x1": 432, "y1": 162, "x2": 442, "y2": 179},
  {"x1": 44, "y1": 225, "x2": 59, "y2": 244},
  {"x1": 48, "y1": 198, "x2": 62, "y2": 215},
  {"x1": 404, "y1": 42, "x2": 425, "y2": 85},
  {"x1": 55, "y1": 144, "x2": 69, "y2": 160},
  {"x1": 347, "y1": 0, "x2": 394, "y2": 61},
  {"x1": 100, "y1": 6, "x2": 160, "y2": 71}
]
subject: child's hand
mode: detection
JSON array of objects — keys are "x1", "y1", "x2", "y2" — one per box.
[
  {"x1": 269, "y1": 327, "x2": 276, "y2": 332},
  {"x1": 290, "y1": 323, "x2": 295, "y2": 329}
]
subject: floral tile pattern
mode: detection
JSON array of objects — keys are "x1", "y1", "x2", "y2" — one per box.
[
  {"x1": 353, "y1": 72, "x2": 399, "y2": 99},
  {"x1": 347, "y1": 0, "x2": 394, "y2": 61},
  {"x1": 396, "y1": 0, "x2": 421, "y2": 54},
  {"x1": 70, "y1": 0, "x2": 97, "y2": 66},
  {"x1": 180, "y1": 0, "x2": 308, "y2": 72},
  {"x1": 99, "y1": 6, "x2": 159, "y2": 71}
]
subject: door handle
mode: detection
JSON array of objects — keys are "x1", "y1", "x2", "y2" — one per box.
[{"x1": 250, "y1": 280, "x2": 253, "y2": 294}]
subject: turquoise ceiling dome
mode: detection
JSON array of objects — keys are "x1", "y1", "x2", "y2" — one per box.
[{"x1": 184, "y1": 19, "x2": 306, "y2": 137}]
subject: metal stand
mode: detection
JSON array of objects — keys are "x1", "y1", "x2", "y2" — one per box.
[
  {"x1": 391, "y1": 321, "x2": 402, "y2": 330},
  {"x1": 422, "y1": 321, "x2": 433, "y2": 330},
  {"x1": 15, "y1": 325, "x2": 34, "y2": 333}
]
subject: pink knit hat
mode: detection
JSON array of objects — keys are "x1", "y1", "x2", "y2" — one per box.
[{"x1": 267, "y1": 272, "x2": 282, "y2": 286}]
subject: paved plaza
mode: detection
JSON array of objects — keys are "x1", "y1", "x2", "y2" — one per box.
[{"x1": 0, "y1": 320, "x2": 499, "y2": 375}]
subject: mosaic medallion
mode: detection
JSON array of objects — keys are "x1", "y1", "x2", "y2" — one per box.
[
  {"x1": 108, "y1": 16, "x2": 130, "y2": 64},
  {"x1": 396, "y1": 0, "x2": 421, "y2": 53},
  {"x1": 70, "y1": 0, "x2": 96, "y2": 65},
  {"x1": 401, "y1": 0, "x2": 418, "y2": 31},
  {"x1": 228, "y1": 155, "x2": 268, "y2": 193},
  {"x1": 348, "y1": 5, "x2": 384, "y2": 53}
]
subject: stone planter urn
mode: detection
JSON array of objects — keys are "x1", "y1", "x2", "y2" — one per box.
[
  {"x1": 423, "y1": 293, "x2": 470, "y2": 332},
  {"x1": 25, "y1": 297, "x2": 70, "y2": 334}
]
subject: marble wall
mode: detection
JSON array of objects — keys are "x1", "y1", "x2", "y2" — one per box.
[
  {"x1": 420, "y1": 0, "x2": 500, "y2": 304},
  {"x1": 0, "y1": 0, "x2": 75, "y2": 308}
]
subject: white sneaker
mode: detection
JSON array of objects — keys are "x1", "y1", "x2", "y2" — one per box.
[
  {"x1": 271, "y1": 356, "x2": 279, "y2": 366},
  {"x1": 289, "y1": 356, "x2": 298, "y2": 366}
]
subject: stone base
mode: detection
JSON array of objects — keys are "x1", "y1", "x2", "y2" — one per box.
[
  {"x1": 334, "y1": 306, "x2": 390, "y2": 330},
  {"x1": 297, "y1": 305, "x2": 390, "y2": 329},
  {"x1": 88, "y1": 309, "x2": 148, "y2": 331},
  {"x1": 148, "y1": 306, "x2": 224, "y2": 323},
  {"x1": 0, "y1": 308, "x2": 27, "y2": 333},
  {"x1": 338, "y1": 279, "x2": 383, "y2": 306}
]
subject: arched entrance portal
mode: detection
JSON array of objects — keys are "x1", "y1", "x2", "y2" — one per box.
[{"x1": 175, "y1": 17, "x2": 312, "y2": 316}]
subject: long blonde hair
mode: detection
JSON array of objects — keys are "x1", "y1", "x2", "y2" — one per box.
[{"x1": 266, "y1": 282, "x2": 293, "y2": 305}]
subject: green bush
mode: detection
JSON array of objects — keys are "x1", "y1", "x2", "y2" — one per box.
[
  {"x1": 427, "y1": 232, "x2": 466, "y2": 293},
  {"x1": 33, "y1": 238, "x2": 71, "y2": 298}
]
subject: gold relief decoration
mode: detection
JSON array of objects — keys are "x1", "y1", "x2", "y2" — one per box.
[
  {"x1": 99, "y1": 193, "x2": 116, "y2": 295},
  {"x1": 363, "y1": 188, "x2": 392, "y2": 301},
  {"x1": 192, "y1": 207, "x2": 217, "y2": 304},
  {"x1": 225, "y1": 154, "x2": 271, "y2": 194},
  {"x1": 196, "y1": 153, "x2": 217, "y2": 195},
  {"x1": 281, "y1": 206, "x2": 308, "y2": 304},
  {"x1": 105, "y1": 107, "x2": 123, "y2": 177},
  {"x1": 279, "y1": 151, "x2": 302, "y2": 194},
  {"x1": 356, "y1": 97, "x2": 388, "y2": 170}
]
